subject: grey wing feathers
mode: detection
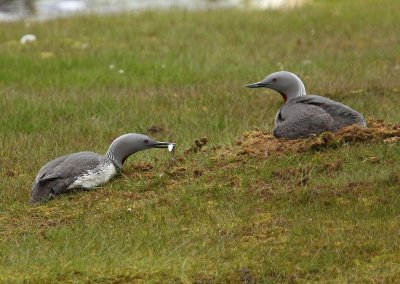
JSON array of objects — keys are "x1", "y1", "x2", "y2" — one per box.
[
  {"x1": 36, "y1": 151, "x2": 103, "y2": 183},
  {"x1": 273, "y1": 95, "x2": 366, "y2": 139},
  {"x1": 35, "y1": 155, "x2": 69, "y2": 181},
  {"x1": 31, "y1": 151, "x2": 107, "y2": 203},
  {"x1": 274, "y1": 103, "x2": 334, "y2": 139},
  {"x1": 296, "y1": 95, "x2": 367, "y2": 128}
]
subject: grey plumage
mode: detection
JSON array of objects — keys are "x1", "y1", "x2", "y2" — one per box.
[
  {"x1": 246, "y1": 71, "x2": 367, "y2": 139},
  {"x1": 32, "y1": 152, "x2": 110, "y2": 202},
  {"x1": 273, "y1": 95, "x2": 366, "y2": 139},
  {"x1": 31, "y1": 134, "x2": 174, "y2": 203}
]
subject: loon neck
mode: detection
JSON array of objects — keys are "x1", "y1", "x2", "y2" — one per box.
[
  {"x1": 106, "y1": 151, "x2": 122, "y2": 169},
  {"x1": 284, "y1": 75, "x2": 307, "y2": 102},
  {"x1": 105, "y1": 137, "x2": 129, "y2": 169}
]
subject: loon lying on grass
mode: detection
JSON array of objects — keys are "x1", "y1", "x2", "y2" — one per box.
[
  {"x1": 246, "y1": 71, "x2": 367, "y2": 139},
  {"x1": 31, "y1": 133, "x2": 175, "y2": 203}
]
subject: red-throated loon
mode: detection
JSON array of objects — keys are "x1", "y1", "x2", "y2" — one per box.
[
  {"x1": 246, "y1": 71, "x2": 367, "y2": 139},
  {"x1": 31, "y1": 133, "x2": 175, "y2": 203}
]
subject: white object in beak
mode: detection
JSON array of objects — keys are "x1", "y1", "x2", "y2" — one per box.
[{"x1": 168, "y1": 144, "x2": 175, "y2": 152}]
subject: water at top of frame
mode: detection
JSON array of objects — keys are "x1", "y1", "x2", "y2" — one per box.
[{"x1": 0, "y1": 0, "x2": 307, "y2": 22}]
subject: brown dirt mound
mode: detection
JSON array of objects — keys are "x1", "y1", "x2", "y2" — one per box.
[
  {"x1": 184, "y1": 137, "x2": 209, "y2": 155},
  {"x1": 234, "y1": 120, "x2": 400, "y2": 158},
  {"x1": 123, "y1": 120, "x2": 398, "y2": 179}
]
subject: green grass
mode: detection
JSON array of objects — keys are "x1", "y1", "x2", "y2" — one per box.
[{"x1": 1, "y1": 0, "x2": 400, "y2": 282}]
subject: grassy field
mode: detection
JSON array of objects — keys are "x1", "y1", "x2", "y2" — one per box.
[{"x1": 1, "y1": 0, "x2": 400, "y2": 282}]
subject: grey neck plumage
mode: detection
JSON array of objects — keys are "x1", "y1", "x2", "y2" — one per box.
[
  {"x1": 286, "y1": 74, "x2": 307, "y2": 101},
  {"x1": 105, "y1": 136, "x2": 132, "y2": 169},
  {"x1": 106, "y1": 150, "x2": 122, "y2": 169},
  {"x1": 106, "y1": 146, "x2": 123, "y2": 169}
]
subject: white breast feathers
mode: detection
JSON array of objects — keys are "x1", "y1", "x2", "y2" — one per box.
[{"x1": 68, "y1": 163, "x2": 117, "y2": 189}]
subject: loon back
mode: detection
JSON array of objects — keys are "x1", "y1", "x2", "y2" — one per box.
[
  {"x1": 274, "y1": 95, "x2": 367, "y2": 139},
  {"x1": 31, "y1": 152, "x2": 114, "y2": 203},
  {"x1": 289, "y1": 95, "x2": 367, "y2": 128}
]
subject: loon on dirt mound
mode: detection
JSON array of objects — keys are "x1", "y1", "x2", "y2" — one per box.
[
  {"x1": 31, "y1": 133, "x2": 175, "y2": 203},
  {"x1": 246, "y1": 71, "x2": 367, "y2": 139}
]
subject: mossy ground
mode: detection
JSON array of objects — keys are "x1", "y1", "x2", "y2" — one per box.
[{"x1": 0, "y1": 0, "x2": 400, "y2": 282}]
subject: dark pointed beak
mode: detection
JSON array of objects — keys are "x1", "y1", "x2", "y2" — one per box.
[
  {"x1": 245, "y1": 82, "x2": 267, "y2": 88},
  {"x1": 153, "y1": 141, "x2": 174, "y2": 148}
]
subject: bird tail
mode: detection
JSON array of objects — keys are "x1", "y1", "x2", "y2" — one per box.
[
  {"x1": 358, "y1": 113, "x2": 367, "y2": 128},
  {"x1": 30, "y1": 180, "x2": 55, "y2": 204}
]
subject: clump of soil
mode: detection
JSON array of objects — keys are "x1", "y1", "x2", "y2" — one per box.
[
  {"x1": 166, "y1": 167, "x2": 186, "y2": 177},
  {"x1": 233, "y1": 120, "x2": 400, "y2": 158},
  {"x1": 184, "y1": 137, "x2": 209, "y2": 155},
  {"x1": 193, "y1": 169, "x2": 204, "y2": 177},
  {"x1": 128, "y1": 162, "x2": 154, "y2": 172},
  {"x1": 147, "y1": 125, "x2": 165, "y2": 135},
  {"x1": 5, "y1": 169, "x2": 17, "y2": 177}
]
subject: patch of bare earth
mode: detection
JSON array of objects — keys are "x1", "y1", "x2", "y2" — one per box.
[
  {"x1": 157, "y1": 120, "x2": 399, "y2": 188},
  {"x1": 232, "y1": 120, "x2": 400, "y2": 159}
]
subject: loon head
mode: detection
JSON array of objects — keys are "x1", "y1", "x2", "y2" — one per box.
[
  {"x1": 106, "y1": 133, "x2": 174, "y2": 168},
  {"x1": 246, "y1": 71, "x2": 307, "y2": 103}
]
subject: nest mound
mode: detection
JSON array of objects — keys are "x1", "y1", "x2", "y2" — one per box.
[{"x1": 234, "y1": 120, "x2": 400, "y2": 158}]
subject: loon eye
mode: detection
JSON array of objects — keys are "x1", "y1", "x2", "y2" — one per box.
[
  {"x1": 144, "y1": 139, "x2": 149, "y2": 144},
  {"x1": 272, "y1": 78, "x2": 278, "y2": 82}
]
